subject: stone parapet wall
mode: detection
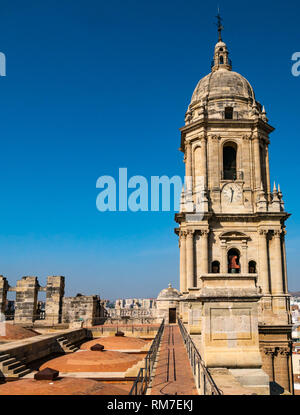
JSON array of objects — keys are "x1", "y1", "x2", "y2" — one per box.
[{"x1": 0, "y1": 328, "x2": 88, "y2": 365}]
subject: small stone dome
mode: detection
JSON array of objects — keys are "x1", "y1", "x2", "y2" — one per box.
[
  {"x1": 0, "y1": 378, "x2": 129, "y2": 395},
  {"x1": 39, "y1": 350, "x2": 142, "y2": 373},
  {"x1": 157, "y1": 283, "x2": 180, "y2": 300},
  {"x1": 80, "y1": 336, "x2": 148, "y2": 352}
]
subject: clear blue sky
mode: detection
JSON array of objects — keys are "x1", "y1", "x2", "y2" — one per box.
[{"x1": 0, "y1": 0, "x2": 299, "y2": 299}]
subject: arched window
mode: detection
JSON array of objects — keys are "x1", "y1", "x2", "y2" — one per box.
[
  {"x1": 248, "y1": 261, "x2": 257, "y2": 273},
  {"x1": 223, "y1": 142, "x2": 237, "y2": 180},
  {"x1": 212, "y1": 261, "x2": 220, "y2": 273},
  {"x1": 228, "y1": 248, "x2": 240, "y2": 273},
  {"x1": 219, "y1": 56, "x2": 224, "y2": 64}
]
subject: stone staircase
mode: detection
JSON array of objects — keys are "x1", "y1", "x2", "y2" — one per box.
[
  {"x1": 56, "y1": 336, "x2": 79, "y2": 353},
  {"x1": 0, "y1": 352, "x2": 31, "y2": 378}
]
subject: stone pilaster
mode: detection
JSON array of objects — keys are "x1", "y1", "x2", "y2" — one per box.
[
  {"x1": 179, "y1": 231, "x2": 187, "y2": 293},
  {"x1": 258, "y1": 230, "x2": 269, "y2": 294},
  {"x1": 200, "y1": 136, "x2": 208, "y2": 188},
  {"x1": 253, "y1": 135, "x2": 262, "y2": 191},
  {"x1": 186, "y1": 230, "x2": 194, "y2": 289},
  {"x1": 200, "y1": 230, "x2": 209, "y2": 274},
  {"x1": 271, "y1": 230, "x2": 284, "y2": 294},
  {"x1": 265, "y1": 142, "x2": 271, "y2": 201},
  {"x1": 185, "y1": 141, "x2": 192, "y2": 193},
  {"x1": 241, "y1": 239, "x2": 248, "y2": 273},
  {"x1": 220, "y1": 240, "x2": 227, "y2": 273},
  {"x1": 45, "y1": 276, "x2": 65, "y2": 325}
]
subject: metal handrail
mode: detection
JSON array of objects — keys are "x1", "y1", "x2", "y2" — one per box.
[
  {"x1": 129, "y1": 318, "x2": 165, "y2": 395},
  {"x1": 178, "y1": 318, "x2": 222, "y2": 395}
]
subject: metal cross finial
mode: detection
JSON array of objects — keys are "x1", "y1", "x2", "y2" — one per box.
[{"x1": 216, "y1": 9, "x2": 224, "y2": 42}]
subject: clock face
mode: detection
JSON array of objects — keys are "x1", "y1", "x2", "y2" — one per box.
[{"x1": 222, "y1": 183, "x2": 243, "y2": 204}]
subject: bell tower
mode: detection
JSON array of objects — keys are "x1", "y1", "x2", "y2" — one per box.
[{"x1": 175, "y1": 19, "x2": 293, "y2": 394}]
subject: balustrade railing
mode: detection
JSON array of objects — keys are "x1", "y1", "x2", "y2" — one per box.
[
  {"x1": 129, "y1": 318, "x2": 165, "y2": 395},
  {"x1": 178, "y1": 318, "x2": 222, "y2": 395}
]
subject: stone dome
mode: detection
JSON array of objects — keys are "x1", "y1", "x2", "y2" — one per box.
[
  {"x1": 190, "y1": 69, "x2": 255, "y2": 105},
  {"x1": 157, "y1": 283, "x2": 180, "y2": 300},
  {"x1": 184, "y1": 38, "x2": 266, "y2": 124}
]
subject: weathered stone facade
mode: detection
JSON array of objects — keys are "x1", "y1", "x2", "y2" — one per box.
[
  {"x1": 175, "y1": 32, "x2": 293, "y2": 393},
  {"x1": 62, "y1": 295, "x2": 102, "y2": 326}
]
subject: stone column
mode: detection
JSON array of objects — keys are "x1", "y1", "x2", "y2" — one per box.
[
  {"x1": 264, "y1": 347, "x2": 276, "y2": 382},
  {"x1": 220, "y1": 240, "x2": 227, "y2": 273},
  {"x1": 242, "y1": 135, "x2": 251, "y2": 188},
  {"x1": 14, "y1": 276, "x2": 39, "y2": 324},
  {"x1": 186, "y1": 230, "x2": 194, "y2": 289},
  {"x1": 277, "y1": 347, "x2": 292, "y2": 393},
  {"x1": 253, "y1": 136, "x2": 262, "y2": 190},
  {"x1": 185, "y1": 141, "x2": 192, "y2": 191},
  {"x1": 0, "y1": 276, "x2": 9, "y2": 314},
  {"x1": 200, "y1": 230, "x2": 209, "y2": 274},
  {"x1": 258, "y1": 230, "x2": 269, "y2": 294},
  {"x1": 179, "y1": 231, "x2": 187, "y2": 292},
  {"x1": 282, "y1": 229, "x2": 288, "y2": 294},
  {"x1": 200, "y1": 136, "x2": 207, "y2": 188},
  {"x1": 45, "y1": 276, "x2": 65, "y2": 325},
  {"x1": 272, "y1": 230, "x2": 284, "y2": 294}
]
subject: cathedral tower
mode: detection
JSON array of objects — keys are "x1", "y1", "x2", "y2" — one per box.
[{"x1": 175, "y1": 21, "x2": 293, "y2": 393}]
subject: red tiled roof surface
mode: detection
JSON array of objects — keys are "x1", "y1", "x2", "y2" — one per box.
[
  {"x1": 80, "y1": 336, "x2": 147, "y2": 351},
  {"x1": 0, "y1": 323, "x2": 40, "y2": 340},
  {"x1": 39, "y1": 350, "x2": 142, "y2": 372},
  {"x1": 0, "y1": 378, "x2": 129, "y2": 395}
]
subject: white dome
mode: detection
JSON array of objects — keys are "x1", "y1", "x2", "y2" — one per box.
[{"x1": 157, "y1": 283, "x2": 181, "y2": 300}]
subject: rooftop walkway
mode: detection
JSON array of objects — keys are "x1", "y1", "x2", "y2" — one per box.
[{"x1": 149, "y1": 324, "x2": 198, "y2": 395}]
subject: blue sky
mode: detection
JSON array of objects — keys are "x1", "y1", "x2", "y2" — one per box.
[{"x1": 0, "y1": 0, "x2": 299, "y2": 299}]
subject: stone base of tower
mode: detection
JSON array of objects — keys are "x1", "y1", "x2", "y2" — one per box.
[{"x1": 179, "y1": 273, "x2": 272, "y2": 394}]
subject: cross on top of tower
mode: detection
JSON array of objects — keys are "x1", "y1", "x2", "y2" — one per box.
[{"x1": 216, "y1": 10, "x2": 224, "y2": 42}]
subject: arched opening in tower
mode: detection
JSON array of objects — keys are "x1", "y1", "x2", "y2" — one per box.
[
  {"x1": 223, "y1": 143, "x2": 237, "y2": 180},
  {"x1": 212, "y1": 260, "x2": 220, "y2": 273},
  {"x1": 227, "y1": 248, "x2": 240, "y2": 273},
  {"x1": 248, "y1": 260, "x2": 257, "y2": 274}
]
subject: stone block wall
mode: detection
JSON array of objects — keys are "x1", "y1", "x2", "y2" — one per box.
[
  {"x1": 62, "y1": 295, "x2": 101, "y2": 325},
  {"x1": 45, "y1": 276, "x2": 65, "y2": 325},
  {"x1": 0, "y1": 276, "x2": 9, "y2": 314},
  {"x1": 14, "y1": 277, "x2": 39, "y2": 324}
]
